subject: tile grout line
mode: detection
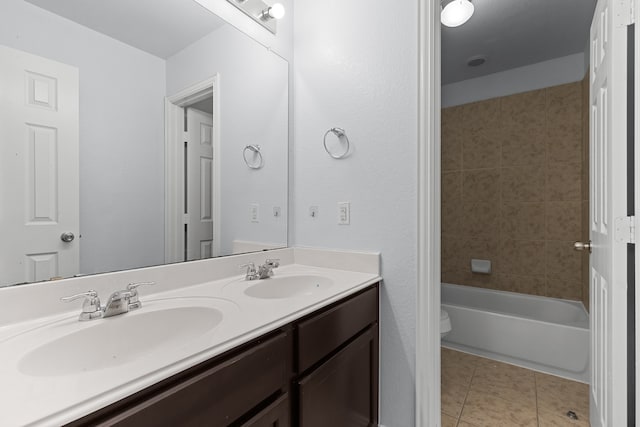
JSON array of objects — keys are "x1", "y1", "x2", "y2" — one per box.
[{"x1": 455, "y1": 360, "x2": 478, "y2": 426}]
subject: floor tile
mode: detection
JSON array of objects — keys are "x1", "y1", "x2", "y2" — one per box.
[
  {"x1": 470, "y1": 359, "x2": 536, "y2": 405},
  {"x1": 538, "y1": 409, "x2": 590, "y2": 426},
  {"x1": 535, "y1": 373, "x2": 590, "y2": 422},
  {"x1": 459, "y1": 389, "x2": 538, "y2": 427},
  {"x1": 441, "y1": 412, "x2": 458, "y2": 427},
  {"x1": 442, "y1": 377, "x2": 470, "y2": 419}
]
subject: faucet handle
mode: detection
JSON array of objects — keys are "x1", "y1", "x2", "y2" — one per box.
[
  {"x1": 240, "y1": 262, "x2": 256, "y2": 272},
  {"x1": 126, "y1": 282, "x2": 155, "y2": 309},
  {"x1": 61, "y1": 290, "x2": 103, "y2": 321},
  {"x1": 265, "y1": 259, "x2": 280, "y2": 268}
]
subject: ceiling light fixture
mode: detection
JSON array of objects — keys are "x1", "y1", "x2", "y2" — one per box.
[
  {"x1": 441, "y1": 0, "x2": 474, "y2": 28},
  {"x1": 226, "y1": 0, "x2": 285, "y2": 34}
]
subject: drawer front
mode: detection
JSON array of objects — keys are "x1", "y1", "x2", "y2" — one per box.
[
  {"x1": 298, "y1": 327, "x2": 377, "y2": 427},
  {"x1": 96, "y1": 332, "x2": 288, "y2": 427},
  {"x1": 297, "y1": 285, "x2": 378, "y2": 372}
]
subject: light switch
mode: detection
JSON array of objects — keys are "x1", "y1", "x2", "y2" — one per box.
[
  {"x1": 273, "y1": 206, "x2": 281, "y2": 218},
  {"x1": 338, "y1": 202, "x2": 350, "y2": 225},
  {"x1": 309, "y1": 205, "x2": 319, "y2": 219},
  {"x1": 250, "y1": 203, "x2": 259, "y2": 223}
]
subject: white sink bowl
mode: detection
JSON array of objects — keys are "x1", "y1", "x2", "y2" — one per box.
[
  {"x1": 17, "y1": 298, "x2": 232, "y2": 377},
  {"x1": 244, "y1": 275, "x2": 333, "y2": 299}
]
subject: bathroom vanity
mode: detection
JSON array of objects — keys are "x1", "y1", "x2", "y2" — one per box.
[{"x1": 0, "y1": 248, "x2": 380, "y2": 426}]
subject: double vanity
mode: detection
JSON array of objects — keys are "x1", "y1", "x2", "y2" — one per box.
[{"x1": 0, "y1": 248, "x2": 381, "y2": 426}]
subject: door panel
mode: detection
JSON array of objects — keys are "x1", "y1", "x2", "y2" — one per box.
[
  {"x1": 589, "y1": 0, "x2": 629, "y2": 425},
  {"x1": 0, "y1": 45, "x2": 79, "y2": 285}
]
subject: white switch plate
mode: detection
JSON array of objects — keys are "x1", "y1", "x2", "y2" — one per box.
[
  {"x1": 309, "y1": 205, "x2": 319, "y2": 219},
  {"x1": 273, "y1": 206, "x2": 281, "y2": 218},
  {"x1": 250, "y1": 203, "x2": 259, "y2": 223},
  {"x1": 338, "y1": 202, "x2": 350, "y2": 225}
]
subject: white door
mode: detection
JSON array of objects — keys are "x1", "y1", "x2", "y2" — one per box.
[
  {"x1": 0, "y1": 45, "x2": 79, "y2": 286},
  {"x1": 185, "y1": 107, "x2": 214, "y2": 260},
  {"x1": 589, "y1": 0, "x2": 631, "y2": 425}
]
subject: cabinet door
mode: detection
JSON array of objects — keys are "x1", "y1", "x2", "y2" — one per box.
[
  {"x1": 241, "y1": 393, "x2": 290, "y2": 427},
  {"x1": 297, "y1": 326, "x2": 378, "y2": 427}
]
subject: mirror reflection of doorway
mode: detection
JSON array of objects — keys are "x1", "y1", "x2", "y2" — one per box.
[{"x1": 165, "y1": 77, "x2": 220, "y2": 264}]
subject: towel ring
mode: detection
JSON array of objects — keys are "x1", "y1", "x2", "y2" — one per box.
[
  {"x1": 323, "y1": 127, "x2": 350, "y2": 159},
  {"x1": 243, "y1": 145, "x2": 264, "y2": 169}
]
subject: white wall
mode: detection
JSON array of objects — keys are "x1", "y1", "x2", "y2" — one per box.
[
  {"x1": 166, "y1": 24, "x2": 289, "y2": 255},
  {"x1": 292, "y1": 1, "x2": 418, "y2": 424},
  {"x1": 0, "y1": 0, "x2": 166, "y2": 276},
  {"x1": 442, "y1": 52, "x2": 587, "y2": 107}
]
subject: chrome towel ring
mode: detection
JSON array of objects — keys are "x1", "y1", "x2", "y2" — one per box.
[
  {"x1": 243, "y1": 144, "x2": 264, "y2": 169},
  {"x1": 323, "y1": 127, "x2": 350, "y2": 159}
]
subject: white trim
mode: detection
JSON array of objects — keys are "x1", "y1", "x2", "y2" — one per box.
[
  {"x1": 635, "y1": 0, "x2": 640, "y2": 422},
  {"x1": 417, "y1": 0, "x2": 441, "y2": 426},
  {"x1": 164, "y1": 75, "x2": 222, "y2": 261}
]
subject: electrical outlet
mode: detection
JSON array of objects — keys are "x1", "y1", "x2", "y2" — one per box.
[
  {"x1": 250, "y1": 203, "x2": 259, "y2": 223},
  {"x1": 338, "y1": 202, "x2": 350, "y2": 225},
  {"x1": 273, "y1": 206, "x2": 281, "y2": 218},
  {"x1": 309, "y1": 205, "x2": 319, "y2": 219}
]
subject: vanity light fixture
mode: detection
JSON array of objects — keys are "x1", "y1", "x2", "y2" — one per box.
[
  {"x1": 441, "y1": 0, "x2": 474, "y2": 28},
  {"x1": 226, "y1": 0, "x2": 285, "y2": 34}
]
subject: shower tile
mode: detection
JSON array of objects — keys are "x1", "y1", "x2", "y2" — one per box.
[
  {"x1": 497, "y1": 274, "x2": 545, "y2": 296},
  {"x1": 545, "y1": 241, "x2": 582, "y2": 283},
  {"x1": 535, "y1": 373, "x2": 590, "y2": 422},
  {"x1": 470, "y1": 359, "x2": 536, "y2": 405},
  {"x1": 442, "y1": 271, "x2": 466, "y2": 285},
  {"x1": 463, "y1": 129, "x2": 502, "y2": 170},
  {"x1": 499, "y1": 239, "x2": 545, "y2": 277},
  {"x1": 442, "y1": 171, "x2": 463, "y2": 198},
  {"x1": 538, "y1": 409, "x2": 590, "y2": 426},
  {"x1": 463, "y1": 98, "x2": 501, "y2": 133},
  {"x1": 502, "y1": 127, "x2": 546, "y2": 167},
  {"x1": 547, "y1": 162, "x2": 582, "y2": 201},
  {"x1": 462, "y1": 201, "x2": 500, "y2": 237},
  {"x1": 546, "y1": 201, "x2": 582, "y2": 241},
  {"x1": 581, "y1": 201, "x2": 589, "y2": 241},
  {"x1": 502, "y1": 90, "x2": 546, "y2": 130},
  {"x1": 442, "y1": 172, "x2": 463, "y2": 235},
  {"x1": 442, "y1": 106, "x2": 464, "y2": 171},
  {"x1": 462, "y1": 169, "x2": 501, "y2": 202},
  {"x1": 441, "y1": 413, "x2": 458, "y2": 427},
  {"x1": 459, "y1": 389, "x2": 537, "y2": 427},
  {"x1": 459, "y1": 272, "x2": 499, "y2": 290},
  {"x1": 546, "y1": 278, "x2": 582, "y2": 300},
  {"x1": 501, "y1": 202, "x2": 545, "y2": 241},
  {"x1": 501, "y1": 165, "x2": 546, "y2": 202},
  {"x1": 547, "y1": 83, "x2": 582, "y2": 124},
  {"x1": 442, "y1": 235, "x2": 466, "y2": 273}
]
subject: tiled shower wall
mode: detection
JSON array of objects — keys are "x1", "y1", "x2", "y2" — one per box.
[{"x1": 441, "y1": 80, "x2": 589, "y2": 302}]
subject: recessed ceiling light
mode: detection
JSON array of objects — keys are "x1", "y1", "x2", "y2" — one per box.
[
  {"x1": 441, "y1": 0, "x2": 475, "y2": 27},
  {"x1": 467, "y1": 55, "x2": 487, "y2": 67}
]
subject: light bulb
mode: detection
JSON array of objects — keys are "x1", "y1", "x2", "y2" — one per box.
[
  {"x1": 267, "y1": 3, "x2": 285, "y2": 20},
  {"x1": 441, "y1": 0, "x2": 474, "y2": 27}
]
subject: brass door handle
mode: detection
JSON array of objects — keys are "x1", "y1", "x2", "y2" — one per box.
[{"x1": 573, "y1": 241, "x2": 592, "y2": 253}]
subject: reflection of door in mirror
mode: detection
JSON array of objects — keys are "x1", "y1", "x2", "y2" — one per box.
[
  {"x1": 0, "y1": 45, "x2": 79, "y2": 286},
  {"x1": 186, "y1": 107, "x2": 214, "y2": 261}
]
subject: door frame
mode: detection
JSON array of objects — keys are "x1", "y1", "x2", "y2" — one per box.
[
  {"x1": 416, "y1": 0, "x2": 441, "y2": 426},
  {"x1": 165, "y1": 76, "x2": 221, "y2": 263}
]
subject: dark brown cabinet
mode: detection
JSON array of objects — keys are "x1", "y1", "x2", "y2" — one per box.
[{"x1": 67, "y1": 283, "x2": 378, "y2": 427}]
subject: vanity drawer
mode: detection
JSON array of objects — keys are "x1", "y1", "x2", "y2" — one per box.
[
  {"x1": 94, "y1": 332, "x2": 288, "y2": 427},
  {"x1": 297, "y1": 285, "x2": 378, "y2": 373}
]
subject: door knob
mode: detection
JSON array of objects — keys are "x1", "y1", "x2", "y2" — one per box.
[
  {"x1": 573, "y1": 241, "x2": 592, "y2": 253},
  {"x1": 60, "y1": 232, "x2": 75, "y2": 243}
]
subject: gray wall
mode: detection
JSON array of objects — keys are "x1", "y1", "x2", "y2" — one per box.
[{"x1": 292, "y1": 0, "x2": 419, "y2": 424}]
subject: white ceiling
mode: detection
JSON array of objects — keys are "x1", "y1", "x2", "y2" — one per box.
[
  {"x1": 24, "y1": 0, "x2": 226, "y2": 59},
  {"x1": 442, "y1": 0, "x2": 597, "y2": 84}
]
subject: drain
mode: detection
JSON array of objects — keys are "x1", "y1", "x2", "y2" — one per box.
[{"x1": 566, "y1": 410, "x2": 578, "y2": 420}]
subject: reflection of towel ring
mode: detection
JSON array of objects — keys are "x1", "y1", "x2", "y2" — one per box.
[
  {"x1": 323, "y1": 127, "x2": 350, "y2": 159},
  {"x1": 243, "y1": 145, "x2": 264, "y2": 169}
]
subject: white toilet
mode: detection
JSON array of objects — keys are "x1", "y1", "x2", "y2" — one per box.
[{"x1": 440, "y1": 308, "x2": 451, "y2": 339}]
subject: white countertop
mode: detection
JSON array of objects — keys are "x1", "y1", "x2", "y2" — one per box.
[{"x1": 0, "y1": 248, "x2": 380, "y2": 427}]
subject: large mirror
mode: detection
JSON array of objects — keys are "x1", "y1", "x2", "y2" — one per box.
[{"x1": 0, "y1": 0, "x2": 288, "y2": 287}]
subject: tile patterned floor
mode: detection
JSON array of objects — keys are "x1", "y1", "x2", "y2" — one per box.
[{"x1": 441, "y1": 348, "x2": 590, "y2": 427}]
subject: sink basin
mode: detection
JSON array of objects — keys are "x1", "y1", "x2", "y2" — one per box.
[
  {"x1": 18, "y1": 298, "x2": 231, "y2": 377},
  {"x1": 244, "y1": 275, "x2": 333, "y2": 299}
]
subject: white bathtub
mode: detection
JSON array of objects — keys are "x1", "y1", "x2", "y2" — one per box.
[{"x1": 441, "y1": 282, "x2": 589, "y2": 383}]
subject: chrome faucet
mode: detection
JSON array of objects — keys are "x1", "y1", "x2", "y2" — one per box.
[
  {"x1": 61, "y1": 282, "x2": 155, "y2": 321},
  {"x1": 239, "y1": 259, "x2": 280, "y2": 280}
]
